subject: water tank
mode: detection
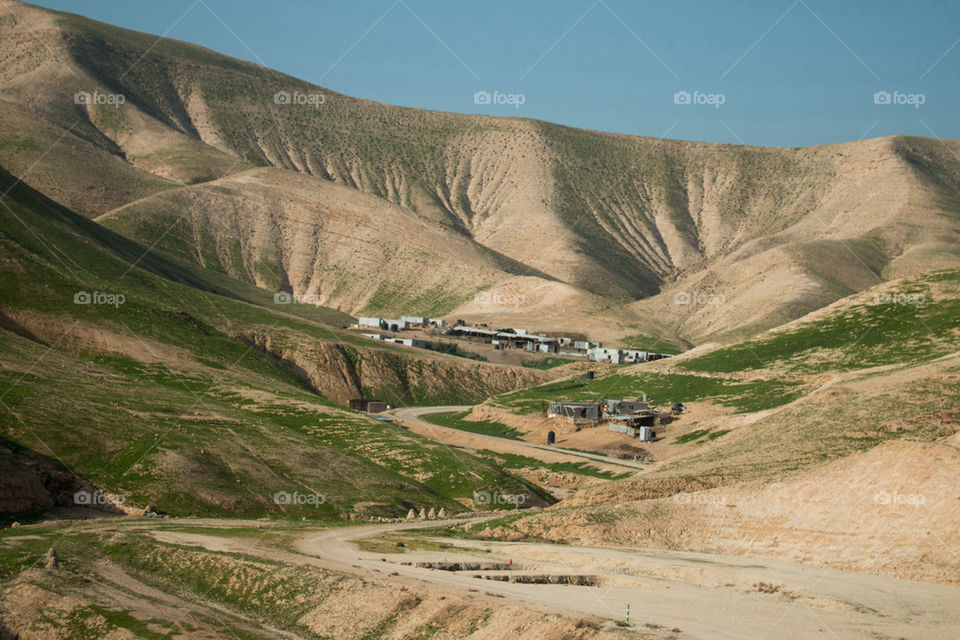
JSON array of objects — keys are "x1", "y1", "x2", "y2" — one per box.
[
  {"x1": 547, "y1": 431, "x2": 556, "y2": 445},
  {"x1": 586, "y1": 371, "x2": 595, "y2": 380},
  {"x1": 638, "y1": 426, "x2": 654, "y2": 442}
]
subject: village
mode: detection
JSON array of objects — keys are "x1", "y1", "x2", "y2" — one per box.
[
  {"x1": 547, "y1": 395, "x2": 686, "y2": 444},
  {"x1": 350, "y1": 315, "x2": 672, "y2": 365}
]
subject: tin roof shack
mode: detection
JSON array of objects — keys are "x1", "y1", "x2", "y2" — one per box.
[
  {"x1": 605, "y1": 398, "x2": 649, "y2": 415},
  {"x1": 383, "y1": 337, "x2": 431, "y2": 349},
  {"x1": 358, "y1": 317, "x2": 382, "y2": 328},
  {"x1": 401, "y1": 315, "x2": 425, "y2": 326},
  {"x1": 534, "y1": 338, "x2": 559, "y2": 354},
  {"x1": 607, "y1": 413, "x2": 659, "y2": 440},
  {"x1": 549, "y1": 401, "x2": 603, "y2": 425},
  {"x1": 349, "y1": 398, "x2": 389, "y2": 413},
  {"x1": 382, "y1": 318, "x2": 409, "y2": 332}
]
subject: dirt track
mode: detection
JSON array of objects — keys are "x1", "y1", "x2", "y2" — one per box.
[
  {"x1": 280, "y1": 518, "x2": 959, "y2": 640},
  {"x1": 389, "y1": 406, "x2": 644, "y2": 472}
]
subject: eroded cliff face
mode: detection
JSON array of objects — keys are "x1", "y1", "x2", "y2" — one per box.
[
  {"x1": 0, "y1": 446, "x2": 133, "y2": 515},
  {"x1": 0, "y1": 452, "x2": 52, "y2": 513},
  {"x1": 241, "y1": 331, "x2": 549, "y2": 407}
]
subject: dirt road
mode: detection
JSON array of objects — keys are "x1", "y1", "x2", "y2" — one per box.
[
  {"x1": 290, "y1": 518, "x2": 960, "y2": 640},
  {"x1": 389, "y1": 406, "x2": 644, "y2": 472}
]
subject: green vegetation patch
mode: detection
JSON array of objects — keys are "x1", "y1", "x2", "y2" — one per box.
[
  {"x1": 476, "y1": 450, "x2": 631, "y2": 481},
  {"x1": 490, "y1": 372, "x2": 803, "y2": 415},
  {"x1": 419, "y1": 410, "x2": 524, "y2": 440},
  {"x1": 680, "y1": 271, "x2": 960, "y2": 375},
  {"x1": 673, "y1": 428, "x2": 731, "y2": 444}
]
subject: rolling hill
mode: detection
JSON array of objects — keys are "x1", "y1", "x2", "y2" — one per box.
[{"x1": 1, "y1": 0, "x2": 957, "y2": 347}]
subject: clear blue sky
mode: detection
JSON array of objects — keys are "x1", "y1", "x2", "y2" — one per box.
[{"x1": 28, "y1": 0, "x2": 960, "y2": 147}]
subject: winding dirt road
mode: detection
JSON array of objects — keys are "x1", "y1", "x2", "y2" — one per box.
[
  {"x1": 389, "y1": 405, "x2": 644, "y2": 472},
  {"x1": 288, "y1": 517, "x2": 960, "y2": 640}
]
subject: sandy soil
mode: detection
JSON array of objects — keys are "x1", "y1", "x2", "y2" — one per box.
[{"x1": 289, "y1": 518, "x2": 960, "y2": 639}]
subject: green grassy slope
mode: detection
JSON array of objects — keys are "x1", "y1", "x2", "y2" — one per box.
[{"x1": 0, "y1": 168, "x2": 549, "y2": 518}]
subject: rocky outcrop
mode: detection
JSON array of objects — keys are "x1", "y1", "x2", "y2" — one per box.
[
  {"x1": 0, "y1": 454, "x2": 53, "y2": 513},
  {"x1": 241, "y1": 330, "x2": 548, "y2": 407}
]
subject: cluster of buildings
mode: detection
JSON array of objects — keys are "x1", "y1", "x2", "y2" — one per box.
[
  {"x1": 357, "y1": 316, "x2": 445, "y2": 332},
  {"x1": 351, "y1": 317, "x2": 670, "y2": 365},
  {"x1": 449, "y1": 323, "x2": 670, "y2": 363},
  {"x1": 548, "y1": 396, "x2": 659, "y2": 441},
  {"x1": 587, "y1": 346, "x2": 670, "y2": 364},
  {"x1": 446, "y1": 324, "x2": 593, "y2": 355},
  {"x1": 353, "y1": 315, "x2": 445, "y2": 351},
  {"x1": 360, "y1": 333, "x2": 431, "y2": 349}
]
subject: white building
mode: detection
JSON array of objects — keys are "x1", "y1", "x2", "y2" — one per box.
[
  {"x1": 358, "y1": 317, "x2": 382, "y2": 328},
  {"x1": 400, "y1": 315, "x2": 425, "y2": 326},
  {"x1": 588, "y1": 347, "x2": 622, "y2": 364}
]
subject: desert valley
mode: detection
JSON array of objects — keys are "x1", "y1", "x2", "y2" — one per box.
[{"x1": 0, "y1": 1, "x2": 958, "y2": 638}]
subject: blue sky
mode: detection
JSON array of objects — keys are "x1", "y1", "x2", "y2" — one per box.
[{"x1": 28, "y1": 0, "x2": 960, "y2": 147}]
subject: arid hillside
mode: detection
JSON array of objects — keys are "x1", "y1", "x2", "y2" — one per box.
[
  {"x1": 468, "y1": 270, "x2": 960, "y2": 583},
  {"x1": 1, "y1": 0, "x2": 958, "y2": 345}
]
